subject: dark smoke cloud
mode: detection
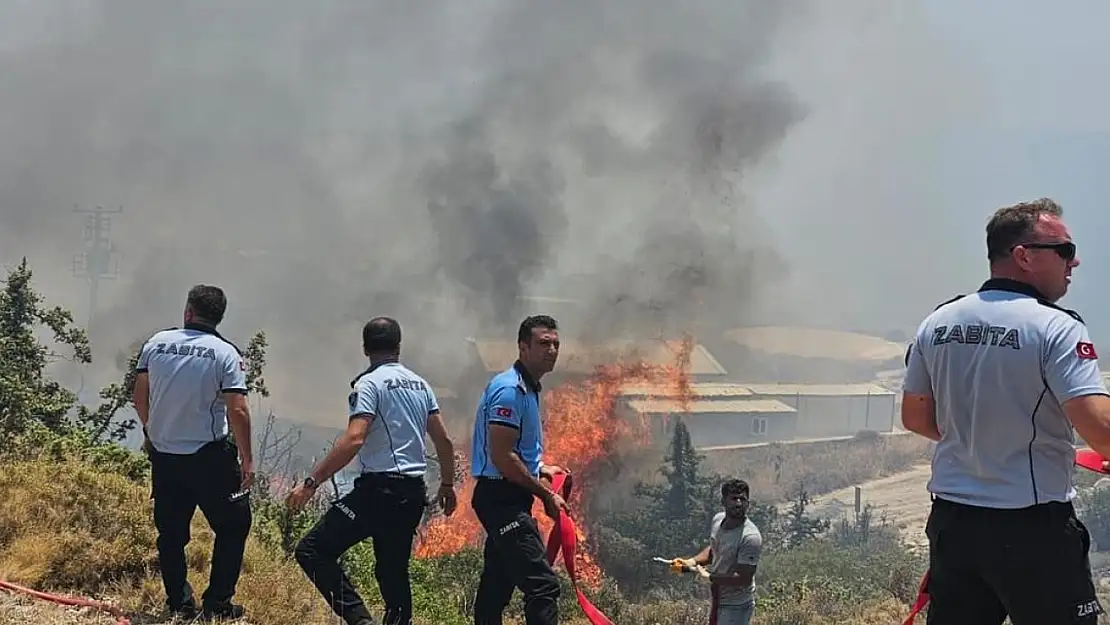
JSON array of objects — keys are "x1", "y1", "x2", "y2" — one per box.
[{"x1": 0, "y1": 0, "x2": 816, "y2": 424}]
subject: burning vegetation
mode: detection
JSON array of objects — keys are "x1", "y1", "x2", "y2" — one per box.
[{"x1": 413, "y1": 336, "x2": 697, "y2": 588}]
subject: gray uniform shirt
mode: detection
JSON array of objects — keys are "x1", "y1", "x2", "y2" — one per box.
[
  {"x1": 904, "y1": 278, "x2": 1108, "y2": 509},
  {"x1": 348, "y1": 359, "x2": 440, "y2": 476},
  {"x1": 709, "y1": 512, "x2": 762, "y2": 605},
  {"x1": 137, "y1": 323, "x2": 247, "y2": 455}
]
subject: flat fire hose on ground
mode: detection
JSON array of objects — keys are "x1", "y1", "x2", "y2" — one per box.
[
  {"x1": 0, "y1": 579, "x2": 130, "y2": 625},
  {"x1": 544, "y1": 472, "x2": 614, "y2": 625},
  {"x1": 902, "y1": 449, "x2": 1108, "y2": 624}
]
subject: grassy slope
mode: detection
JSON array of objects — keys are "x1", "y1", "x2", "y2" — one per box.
[{"x1": 0, "y1": 447, "x2": 932, "y2": 625}]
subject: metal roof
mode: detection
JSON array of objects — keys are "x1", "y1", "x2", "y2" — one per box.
[
  {"x1": 741, "y1": 383, "x2": 895, "y2": 396},
  {"x1": 618, "y1": 382, "x2": 754, "y2": 398},
  {"x1": 468, "y1": 338, "x2": 728, "y2": 376},
  {"x1": 724, "y1": 326, "x2": 907, "y2": 362},
  {"x1": 625, "y1": 399, "x2": 796, "y2": 414}
]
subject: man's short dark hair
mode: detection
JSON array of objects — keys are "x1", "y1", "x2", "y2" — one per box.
[
  {"x1": 517, "y1": 315, "x2": 558, "y2": 344},
  {"x1": 722, "y1": 478, "x2": 750, "y2": 499},
  {"x1": 985, "y1": 198, "x2": 1064, "y2": 262},
  {"x1": 187, "y1": 285, "x2": 227, "y2": 325},
  {"x1": 363, "y1": 316, "x2": 402, "y2": 354}
]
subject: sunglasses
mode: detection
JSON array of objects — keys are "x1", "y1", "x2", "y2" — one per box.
[{"x1": 1012, "y1": 241, "x2": 1077, "y2": 261}]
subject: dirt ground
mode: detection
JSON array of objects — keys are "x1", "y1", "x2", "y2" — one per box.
[{"x1": 781, "y1": 463, "x2": 934, "y2": 551}]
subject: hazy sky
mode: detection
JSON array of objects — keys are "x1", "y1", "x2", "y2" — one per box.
[{"x1": 1, "y1": 1, "x2": 1107, "y2": 426}]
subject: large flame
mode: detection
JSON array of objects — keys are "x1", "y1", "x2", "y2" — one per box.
[{"x1": 414, "y1": 336, "x2": 696, "y2": 589}]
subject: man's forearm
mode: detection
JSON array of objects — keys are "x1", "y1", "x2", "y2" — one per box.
[
  {"x1": 133, "y1": 392, "x2": 149, "y2": 429},
  {"x1": 228, "y1": 408, "x2": 253, "y2": 463},
  {"x1": 435, "y1": 440, "x2": 456, "y2": 485},
  {"x1": 493, "y1": 452, "x2": 553, "y2": 499},
  {"x1": 689, "y1": 545, "x2": 711, "y2": 566},
  {"x1": 710, "y1": 573, "x2": 754, "y2": 587},
  {"x1": 309, "y1": 435, "x2": 362, "y2": 485}
]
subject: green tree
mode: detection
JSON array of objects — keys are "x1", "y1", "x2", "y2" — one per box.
[
  {"x1": 783, "y1": 483, "x2": 830, "y2": 548},
  {"x1": 595, "y1": 419, "x2": 723, "y2": 596},
  {"x1": 661, "y1": 419, "x2": 702, "y2": 519},
  {"x1": 0, "y1": 258, "x2": 91, "y2": 439}
]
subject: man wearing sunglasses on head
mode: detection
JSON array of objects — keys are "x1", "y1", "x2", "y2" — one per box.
[{"x1": 902, "y1": 198, "x2": 1110, "y2": 623}]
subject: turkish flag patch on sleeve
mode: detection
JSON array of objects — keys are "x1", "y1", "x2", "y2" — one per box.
[
  {"x1": 495, "y1": 406, "x2": 513, "y2": 418},
  {"x1": 1077, "y1": 342, "x2": 1098, "y2": 359}
]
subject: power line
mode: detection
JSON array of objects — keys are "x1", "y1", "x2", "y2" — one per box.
[{"x1": 71, "y1": 204, "x2": 122, "y2": 331}]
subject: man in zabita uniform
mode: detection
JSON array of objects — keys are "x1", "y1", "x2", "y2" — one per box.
[
  {"x1": 133, "y1": 284, "x2": 254, "y2": 621},
  {"x1": 903, "y1": 198, "x2": 1110, "y2": 624},
  {"x1": 470, "y1": 314, "x2": 569, "y2": 625},
  {"x1": 287, "y1": 316, "x2": 458, "y2": 625}
]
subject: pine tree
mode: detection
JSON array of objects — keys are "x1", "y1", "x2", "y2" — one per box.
[
  {"x1": 661, "y1": 418, "x2": 703, "y2": 519},
  {"x1": 0, "y1": 258, "x2": 91, "y2": 438}
]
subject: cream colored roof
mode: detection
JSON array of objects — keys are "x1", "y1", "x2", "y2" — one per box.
[
  {"x1": 741, "y1": 383, "x2": 894, "y2": 396},
  {"x1": 618, "y1": 382, "x2": 754, "y2": 398},
  {"x1": 724, "y1": 326, "x2": 907, "y2": 362},
  {"x1": 625, "y1": 399, "x2": 796, "y2": 414},
  {"x1": 469, "y1": 338, "x2": 727, "y2": 376}
]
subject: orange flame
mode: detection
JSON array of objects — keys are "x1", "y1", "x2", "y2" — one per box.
[{"x1": 414, "y1": 336, "x2": 696, "y2": 589}]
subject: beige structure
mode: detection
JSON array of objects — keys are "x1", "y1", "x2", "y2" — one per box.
[
  {"x1": 724, "y1": 326, "x2": 907, "y2": 362},
  {"x1": 467, "y1": 338, "x2": 728, "y2": 377}
]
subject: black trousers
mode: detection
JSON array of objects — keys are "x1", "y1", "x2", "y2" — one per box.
[
  {"x1": 472, "y1": 479, "x2": 560, "y2": 625},
  {"x1": 149, "y1": 437, "x2": 252, "y2": 611},
  {"x1": 294, "y1": 473, "x2": 427, "y2": 625},
  {"x1": 925, "y1": 496, "x2": 1103, "y2": 624}
]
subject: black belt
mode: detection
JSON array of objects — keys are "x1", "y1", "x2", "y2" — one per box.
[{"x1": 360, "y1": 471, "x2": 423, "y2": 482}]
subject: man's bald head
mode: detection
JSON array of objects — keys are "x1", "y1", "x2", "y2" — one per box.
[{"x1": 363, "y1": 316, "x2": 402, "y2": 356}]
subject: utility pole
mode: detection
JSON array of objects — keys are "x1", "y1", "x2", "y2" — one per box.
[{"x1": 72, "y1": 205, "x2": 122, "y2": 331}]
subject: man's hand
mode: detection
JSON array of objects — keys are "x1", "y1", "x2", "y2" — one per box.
[
  {"x1": 541, "y1": 490, "x2": 569, "y2": 520},
  {"x1": 285, "y1": 482, "x2": 315, "y2": 512},
  {"x1": 239, "y1": 457, "x2": 255, "y2": 491},
  {"x1": 438, "y1": 484, "x2": 458, "y2": 516},
  {"x1": 671, "y1": 557, "x2": 698, "y2": 572},
  {"x1": 142, "y1": 437, "x2": 154, "y2": 456},
  {"x1": 539, "y1": 464, "x2": 567, "y2": 481}
]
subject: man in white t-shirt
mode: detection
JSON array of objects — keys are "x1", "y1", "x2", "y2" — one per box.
[{"x1": 677, "y1": 478, "x2": 763, "y2": 625}]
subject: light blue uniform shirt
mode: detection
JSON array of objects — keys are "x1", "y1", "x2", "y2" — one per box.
[
  {"x1": 137, "y1": 323, "x2": 247, "y2": 455},
  {"x1": 905, "y1": 278, "x2": 1109, "y2": 508},
  {"x1": 348, "y1": 358, "x2": 439, "y2": 476},
  {"x1": 471, "y1": 362, "x2": 544, "y2": 478}
]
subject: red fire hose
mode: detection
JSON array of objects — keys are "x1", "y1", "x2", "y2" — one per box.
[
  {"x1": 544, "y1": 471, "x2": 614, "y2": 625},
  {"x1": 0, "y1": 579, "x2": 130, "y2": 625}
]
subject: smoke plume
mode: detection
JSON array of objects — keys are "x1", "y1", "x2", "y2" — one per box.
[{"x1": 0, "y1": 0, "x2": 978, "y2": 425}]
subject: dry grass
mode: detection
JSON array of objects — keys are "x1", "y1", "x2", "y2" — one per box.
[
  {"x1": 702, "y1": 432, "x2": 934, "y2": 502},
  {"x1": 596, "y1": 432, "x2": 933, "y2": 516},
  {"x1": 0, "y1": 458, "x2": 336, "y2": 625},
  {"x1": 0, "y1": 451, "x2": 942, "y2": 625}
]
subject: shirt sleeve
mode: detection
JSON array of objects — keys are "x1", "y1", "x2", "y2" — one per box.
[
  {"x1": 135, "y1": 340, "x2": 153, "y2": 373},
  {"x1": 902, "y1": 329, "x2": 932, "y2": 395},
  {"x1": 1044, "y1": 315, "x2": 1109, "y2": 403},
  {"x1": 427, "y1": 386, "x2": 441, "y2": 415},
  {"x1": 348, "y1": 379, "x2": 379, "y2": 419},
  {"x1": 221, "y1": 349, "x2": 248, "y2": 394},
  {"x1": 486, "y1": 385, "x2": 522, "y2": 430},
  {"x1": 733, "y1": 533, "x2": 762, "y2": 568}
]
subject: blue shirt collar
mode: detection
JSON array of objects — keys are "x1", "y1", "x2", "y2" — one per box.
[{"x1": 513, "y1": 360, "x2": 541, "y2": 394}]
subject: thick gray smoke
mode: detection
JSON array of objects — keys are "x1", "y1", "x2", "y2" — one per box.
[{"x1": 0, "y1": 0, "x2": 973, "y2": 426}]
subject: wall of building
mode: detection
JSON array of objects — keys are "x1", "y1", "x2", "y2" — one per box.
[
  {"x1": 761, "y1": 393, "x2": 896, "y2": 438},
  {"x1": 657, "y1": 411, "x2": 799, "y2": 448}
]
